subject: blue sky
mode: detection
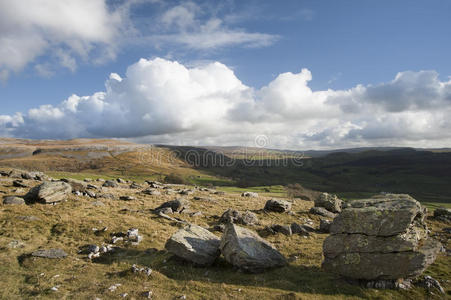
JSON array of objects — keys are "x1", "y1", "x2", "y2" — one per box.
[{"x1": 1, "y1": 0, "x2": 451, "y2": 149}]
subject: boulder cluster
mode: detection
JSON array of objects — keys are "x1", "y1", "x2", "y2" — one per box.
[
  {"x1": 322, "y1": 194, "x2": 441, "y2": 282},
  {"x1": 165, "y1": 223, "x2": 287, "y2": 273},
  {"x1": 309, "y1": 192, "x2": 342, "y2": 218}
]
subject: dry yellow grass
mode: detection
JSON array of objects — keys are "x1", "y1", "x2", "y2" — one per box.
[{"x1": 0, "y1": 173, "x2": 449, "y2": 299}]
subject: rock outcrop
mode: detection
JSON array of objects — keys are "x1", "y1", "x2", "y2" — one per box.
[
  {"x1": 314, "y1": 193, "x2": 342, "y2": 213},
  {"x1": 25, "y1": 181, "x2": 72, "y2": 204},
  {"x1": 165, "y1": 224, "x2": 220, "y2": 266},
  {"x1": 322, "y1": 194, "x2": 441, "y2": 281},
  {"x1": 220, "y1": 223, "x2": 287, "y2": 273},
  {"x1": 264, "y1": 199, "x2": 292, "y2": 213}
]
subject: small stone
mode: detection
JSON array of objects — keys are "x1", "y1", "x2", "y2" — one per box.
[
  {"x1": 143, "y1": 291, "x2": 153, "y2": 298},
  {"x1": 120, "y1": 196, "x2": 135, "y2": 201},
  {"x1": 112, "y1": 236, "x2": 123, "y2": 244},
  {"x1": 103, "y1": 180, "x2": 118, "y2": 188},
  {"x1": 309, "y1": 207, "x2": 337, "y2": 218},
  {"x1": 32, "y1": 248, "x2": 67, "y2": 259},
  {"x1": 241, "y1": 192, "x2": 258, "y2": 198},
  {"x1": 270, "y1": 224, "x2": 292, "y2": 236},
  {"x1": 3, "y1": 196, "x2": 25, "y2": 205}
]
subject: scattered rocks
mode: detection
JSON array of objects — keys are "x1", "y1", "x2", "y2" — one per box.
[
  {"x1": 309, "y1": 207, "x2": 337, "y2": 218},
  {"x1": 165, "y1": 224, "x2": 221, "y2": 266},
  {"x1": 129, "y1": 182, "x2": 142, "y2": 189},
  {"x1": 264, "y1": 199, "x2": 292, "y2": 213},
  {"x1": 108, "y1": 283, "x2": 121, "y2": 292},
  {"x1": 415, "y1": 275, "x2": 445, "y2": 294},
  {"x1": 25, "y1": 181, "x2": 72, "y2": 204},
  {"x1": 32, "y1": 248, "x2": 68, "y2": 259},
  {"x1": 103, "y1": 180, "x2": 119, "y2": 188},
  {"x1": 127, "y1": 228, "x2": 143, "y2": 244},
  {"x1": 220, "y1": 223, "x2": 287, "y2": 273},
  {"x1": 219, "y1": 209, "x2": 259, "y2": 225},
  {"x1": 13, "y1": 179, "x2": 28, "y2": 188},
  {"x1": 322, "y1": 194, "x2": 441, "y2": 281},
  {"x1": 131, "y1": 264, "x2": 153, "y2": 276},
  {"x1": 315, "y1": 193, "x2": 342, "y2": 213},
  {"x1": 241, "y1": 192, "x2": 258, "y2": 198},
  {"x1": 3, "y1": 196, "x2": 25, "y2": 205},
  {"x1": 433, "y1": 207, "x2": 451, "y2": 223}
]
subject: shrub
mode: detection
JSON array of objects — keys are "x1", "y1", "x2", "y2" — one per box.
[{"x1": 164, "y1": 173, "x2": 187, "y2": 184}]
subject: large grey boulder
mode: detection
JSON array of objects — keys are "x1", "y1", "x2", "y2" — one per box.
[
  {"x1": 220, "y1": 223, "x2": 287, "y2": 273},
  {"x1": 165, "y1": 224, "x2": 220, "y2": 266},
  {"x1": 264, "y1": 199, "x2": 292, "y2": 213},
  {"x1": 25, "y1": 181, "x2": 72, "y2": 204},
  {"x1": 3, "y1": 196, "x2": 25, "y2": 205},
  {"x1": 322, "y1": 194, "x2": 440, "y2": 281},
  {"x1": 315, "y1": 193, "x2": 343, "y2": 213},
  {"x1": 330, "y1": 194, "x2": 425, "y2": 236}
]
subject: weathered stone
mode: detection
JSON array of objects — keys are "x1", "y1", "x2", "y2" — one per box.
[
  {"x1": 116, "y1": 178, "x2": 126, "y2": 184},
  {"x1": 315, "y1": 193, "x2": 343, "y2": 213},
  {"x1": 319, "y1": 219, "x2": 332, "y2": 233},
  {"x1": 290, "y1": 223, "x2": 310, "y2": 236},
  {"x1": 219, "y1": 209, "x2": 259, "y2": 225},
  {"x1": 155, "y1": 198, "x2": 189, "y2": 213},
  {"x1": 323, "y1": 239, "x2": 441, "y2": 280},
  {"x1": 270, "y1": 224, "x2": 292, "y2": 236},
  {"x1": 309, "y1": 207, "x2": 337, "y2": 218},
  {"x1": 322, "y1": 194, "x2": 440, "y2": 281},
  {"x1": 129, "y1": 182, "x2": 142, "y2": 189},
  {"x1": 220, "y1": 223, "x2": 287, "y2": 273},
  {"x1": 241, "y1": 192, "x2": 258, "y2": 198},
  {"x1": 32, "y1": 248, "x2": 68, "y2": 259},
  {"x1": 61, "y1": 178, "x2": 87, "y2": 192},
  {"x1": 103, "y1": 180, "x2": 119, "y2": 188},
  {"x1": 165, "y1": 224, "x2": 220, "y2": 266},
  {"x1": 3, "y1": 196, "x2": 25, "y2": 205},
  {"x1": 264, "y1": 199, "x2": 291, "y2": 213},
  {"x1": 323, "y1": 226, "x2": 427, "y2": 257},
  {"x1": 142, "y1": 188, "x2": 161, "y2": 196},
  {"x1": 120, "y1": 195, "x2": 135, "y2": 201},
  {"x1": 25, "y1": 181, "x2": 72, "y2": 204},
  {"x1": 330, "y1": 194, "x2": 425, "y2": 236}
]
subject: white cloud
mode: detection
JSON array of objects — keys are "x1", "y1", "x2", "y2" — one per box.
[
  {"x1": 147, "y1": 2, "x2": 279, "y2": 50},
  {"x1": 0, "y1": 0, "x2": 124, "y2": 78},
  {"x1": 1, "y1": 58, "x2": 450, "y2": 149}
]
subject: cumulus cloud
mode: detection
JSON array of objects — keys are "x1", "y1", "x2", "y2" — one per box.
[
  {"x1": 0, "y1": 0, "x2": 126, "y2": 78},
  {"x1": 1, "y1": 57, "x2": 451, "y2": 149}
]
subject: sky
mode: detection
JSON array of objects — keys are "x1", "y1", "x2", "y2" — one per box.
[{"x1": 1, "y1": 0, "x2": 451, "y2": 149}]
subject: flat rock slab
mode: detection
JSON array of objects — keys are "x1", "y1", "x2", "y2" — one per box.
[
  {"x1": 165, "y1": 224, "x2": 220, "y2": 266},
  {"x1": 3, "y1": 196, "x2": 25, "y2": 205},
  {"x1": 32, "y1": 248, "x2": 68, "y2": 259},
  {"x1": 330, "y1": 194, "x2": 425, "y2": 236},
  {"x1": 220, "y1": 223, "x2": 287, "y2": 273},
  {"x1": 323, "y1": 238, "x2": 441, "y2": 280}
]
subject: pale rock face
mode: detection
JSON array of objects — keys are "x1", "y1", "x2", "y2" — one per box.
[
  {"x1": 220, "y1": 223, "x2": 287, "y2": 273},
  {"x1": 314, "y1": 193, "x2": 343, "y2": 213},
  {"x1": 165, "y1": 224, "x2": 220, "y2": 266},
  {"x1": 25, "y1": 181, "x2": 72, "y2": 204},
  {"x1": 322, "y1": 194, "x2": 440, "y2": 280}
]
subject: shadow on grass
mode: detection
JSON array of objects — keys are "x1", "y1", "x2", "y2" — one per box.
[{"x1": 92, "y1": 247, "x2": 367, "y2": 297}]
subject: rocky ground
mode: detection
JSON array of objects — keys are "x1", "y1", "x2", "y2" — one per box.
[{"x1": 0, "y1": 169, "x2": 450, "y2": 299}]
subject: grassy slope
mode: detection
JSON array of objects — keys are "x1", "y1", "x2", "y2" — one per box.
[{"x1": 0, "y1": 176, "x2": 449, "y2": 299}]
